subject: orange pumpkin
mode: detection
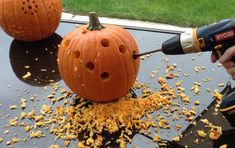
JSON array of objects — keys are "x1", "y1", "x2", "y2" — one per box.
[
  {"x1": 0, "y1": 0, "x2": 62, "y2": 41},
  {"x1": 58, "y1": 12, "x2": 140, "y2": 102}
]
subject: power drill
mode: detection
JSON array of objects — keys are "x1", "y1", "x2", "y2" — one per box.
[
  {"x1": 163, "y1": 18, "x2": 235, "y2": 127},
  {"x1": 133, "y1": 18, "x2": 235, "y2": 127},
  {"x1": 162, "y1": 18, "x2": 235, "y2": 60},
  {"x1": 133, "y1": 18, "x2": 235, "y2": 61}
]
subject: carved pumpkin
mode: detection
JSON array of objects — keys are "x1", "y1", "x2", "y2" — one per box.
[
  {"x1": 10, "y1": 33, "x2": 62, "y2": 86},
  {"x1": 0, "y1": 0, "x2": 62, "y2": 41},
  {"x1": 58, "y1": 12, "x2": 140, "y2": 102}
]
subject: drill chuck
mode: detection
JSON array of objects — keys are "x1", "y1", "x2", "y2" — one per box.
[
  {"x1": 162, "y1": 18, "x2": 235, "y2": 58},
  {"x1": 162, "y1": 35, "x2": 184, "y2": 54},
  {"x1": 162, "y1": 29, "x2": 198, "y2": 55}
]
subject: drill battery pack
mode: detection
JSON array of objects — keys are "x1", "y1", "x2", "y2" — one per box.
[{"x1": 220, "y1": 83, "x2": 235, "y2": 127}]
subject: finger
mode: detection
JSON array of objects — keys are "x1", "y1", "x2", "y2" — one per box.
[
  {"x1": 226, "y1": 67, "x2": 235, "y2": 76},
  {"x1": 219, "y1": 46, "x2": 235, "y2": 63},
  {"x1": 232, "y1": 75, "x2": 235, "y2": 80},
  {"x1": 211, "y1": 53, "x2": 218, "y2": 63},
  {"x1": 222, "y1": 61, "x2": 235, "y2": 69}
]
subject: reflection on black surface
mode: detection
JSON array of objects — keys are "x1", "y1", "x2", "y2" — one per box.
[{"x1": 9, "y1": 33, "x2": 62, "y2": 87}]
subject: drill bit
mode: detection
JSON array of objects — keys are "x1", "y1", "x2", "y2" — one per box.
[{"x1": 133, "y1": 48, "x2": 162, "y2": 59}]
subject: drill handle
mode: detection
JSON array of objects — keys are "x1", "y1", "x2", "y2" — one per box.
[
  {"x1": 197, "y1": 18, "x2": 235, "y2": 62},
  {"x1": 214, "y1": 48, "x2": 235, "y2": 63}
]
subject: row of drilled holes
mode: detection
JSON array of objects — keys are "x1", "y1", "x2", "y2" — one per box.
[
  {"x1": 22, "y1": 1, "x2": 57, "y2": 15},
  {"x1": 73, "y1": 39, "x2": 128, "y2": 59},
  {"x1": 71, "y1": 38, "x2": 136, "y2": 80},
  {"x1": 84, "y1": 61, "x2": 109, "y2": 80},
  {"x1": 22, "y1": 0, "x2": 38, "y2": 15},
  {"x1": 84, "y1": 62, "x2": 109, "y2": 80},
  {"x1": 74, "y1": 50, "x2": 110, "y2": 80},
  {"x1": 101, "y1": 39, "x2": 126, "y2": 54},
  {"x1": 73, "y1": 48, "x2": 127, "y2": 59},
  {"x1": 48, "y1": 4, "x2": 57, "y2": 15}
]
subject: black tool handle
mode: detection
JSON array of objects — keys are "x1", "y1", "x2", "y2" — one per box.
[{"x1": 197, "y1": 18, "x2": 235, "y2": 62}]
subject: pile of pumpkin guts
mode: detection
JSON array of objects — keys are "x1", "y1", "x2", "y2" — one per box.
[{"x1": 3, "y1": 63, "x2": 225, "y2": 148}]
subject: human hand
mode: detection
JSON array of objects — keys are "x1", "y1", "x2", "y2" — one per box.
[
  {"x1": 210, "y1": 51, "x2": 218, "y2": 63},
  {"x1": 212, "y1": 46, "x2": 235, "y2": 79}
]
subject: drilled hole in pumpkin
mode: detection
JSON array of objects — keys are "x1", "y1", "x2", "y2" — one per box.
[
  {"x1": 133, "y1": 50, "x2": 138, "y2": 60},
  {"x1": 73, "y1": 50, "x2": 80, "y2": 59},
  {"x1": 35, "y1": 5, "x2": 38, "y2": 8},
  {"x1": 119, "y1": 45, "x2": 127, "y2": 54},
  {"x1": 27, "y1": 0, "x2": 29, "y2": 2},
  {"x1": 24, "y1": 11, "x2": 27, "y2": 14},
  {"x1": 101, "y1": 39, "x2": 110, "y2": 47},
  {"x1": 101, "y1": 72, "x2": 110, "y2": 80},
  {"x1": 86, "y1": 62, "x2": 95, "y2": 71},
  {"x1": 22, "y1": 2, "x2": 25, "y2": 4},
  {"x1": 22, "y1": 7, "x2": 24, "y2": 10},
  {"x1": 33, "y1": 1, "x2": 35, "y2": 3},
  {"x1": 28, "y1": 5, "x2": 32, "y2": 9},
  {"x1": 31, "y1": 12, "x2": 34, "y2": 15}
]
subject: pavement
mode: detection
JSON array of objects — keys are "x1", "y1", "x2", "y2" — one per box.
[{"x1": 61, "y1": 12, "x2": 191, "y2": 33}]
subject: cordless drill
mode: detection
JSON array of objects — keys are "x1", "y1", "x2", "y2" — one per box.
[
  {"x1": 133, "y1": 18, "x2": 235, "y2": 60},
  {"x1": 134, "y1": 18, "x2": 235, "y2": 126},
  {"x1": 162, "y1": 18, "x2": 235, "y2": 61},
  {"x1": 163, "y1": 18, "x2": 235, "y2": 127}
]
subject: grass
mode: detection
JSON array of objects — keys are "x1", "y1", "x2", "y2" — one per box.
[{"x1": 62, "y1": 0, "x2": 235, "y2": 27}]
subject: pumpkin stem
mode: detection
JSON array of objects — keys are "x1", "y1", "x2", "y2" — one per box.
[{"x1": 87, "y1": 12, "x2": 105, "y2": 31}]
